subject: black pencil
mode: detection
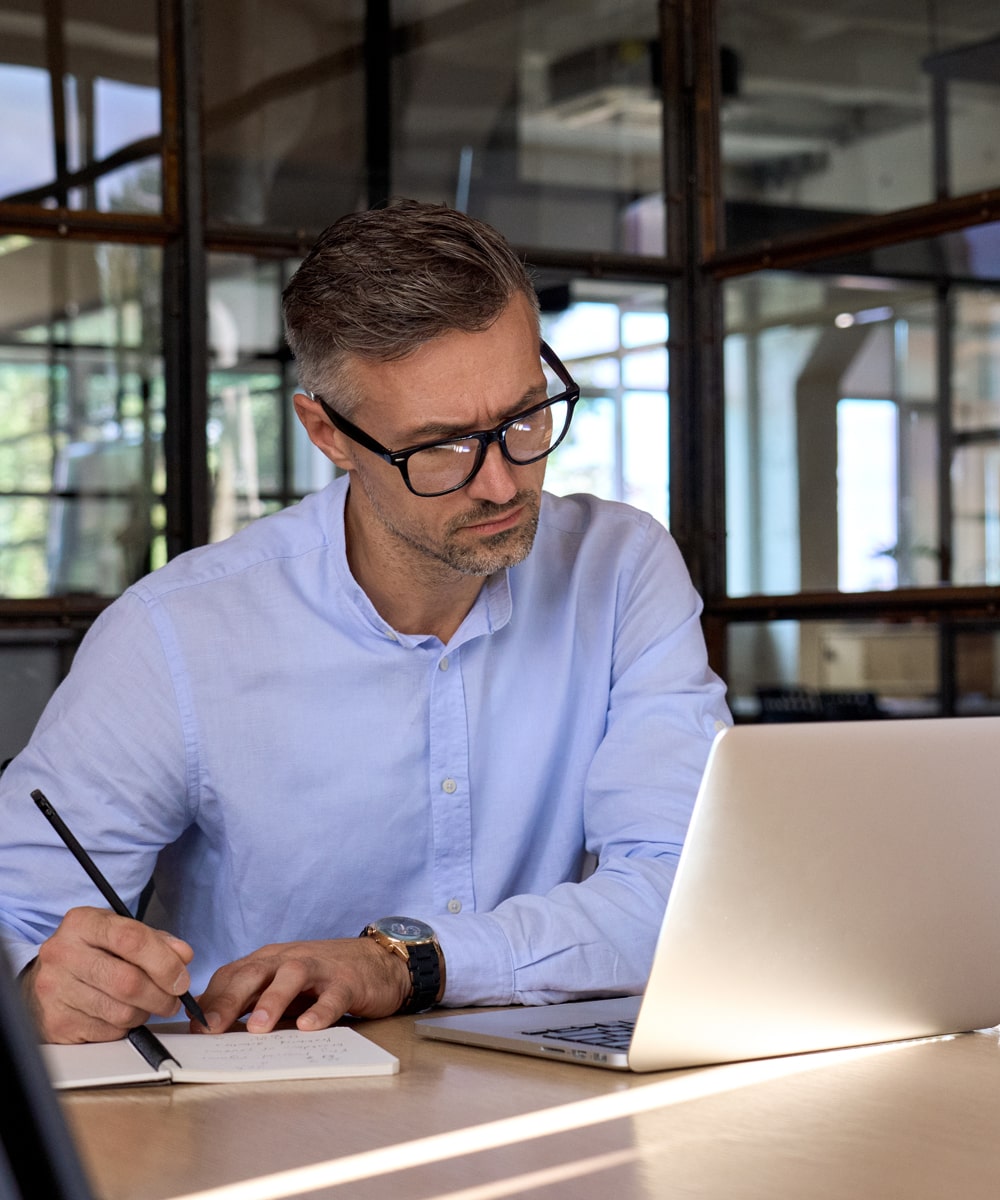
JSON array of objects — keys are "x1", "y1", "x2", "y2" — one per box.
[{"x1": 30, "y1": 788, "x2": 208, "y2": 1029}]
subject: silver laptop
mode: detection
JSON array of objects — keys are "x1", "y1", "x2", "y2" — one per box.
[{"x1": 416, "y1": 717, "x2": 1000, "y2": 1071}]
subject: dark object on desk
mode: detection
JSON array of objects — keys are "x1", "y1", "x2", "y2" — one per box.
[
  {"x1": 819, "y1": 690, "x2": 885, "y2": 721},
  {"x1": 30, "y1": 788, "x2": 208, "y2": 1029},
  {"x1": 756, "y1": 686, "x2": 823, "y2": 722},
  {"x1": 0, "y1": 942, "x2": 95, "y2": 1200},
  {"x1": 756, "y1": 686, "x2": 884, "y2": 723}
]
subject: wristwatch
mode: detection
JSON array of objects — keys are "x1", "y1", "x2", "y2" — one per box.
[{"x1": 360, "y1": 916, "x2": 445, "y2": 1014}]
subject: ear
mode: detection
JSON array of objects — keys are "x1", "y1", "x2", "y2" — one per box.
[{"x1": 292, "y1": 392, "x2": 357, "y2": 473}]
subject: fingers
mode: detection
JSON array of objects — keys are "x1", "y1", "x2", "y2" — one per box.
[
  {"x1": 293, "y1": 983, "x2": 355, "y2": 1032},
  {"x1": 26, "y1": 906, "x2": 196, "y2": 1044},
  {"x1": 196, "y1": 939, "x2": 412, "y2": 1035},
  {"x1": 248, "y1": 958, "x2": 330, "y2": 1033},
  {"x1": 196, "y1": 950, "x2": 337, "y2": 1033},
  {"x1": 289, "y1": 940, "x2": 411, "y2": 1031},
  {"x1": 196, "y1": 952, "x2": 309, "y2": 1034}
]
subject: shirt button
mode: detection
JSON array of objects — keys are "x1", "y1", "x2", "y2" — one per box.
[
  {"x1": 447, "y1": 898, "x2": 462, "y2": 914},
  {"x1": 441, "y1": 778, "x2": 457, "y2": 794},
  {"x1": 385, "y1": 630, "x2": 398, "y2": 641},
  {"x1": 439, "y1": 656, "x2": 450, "y2": 671}
]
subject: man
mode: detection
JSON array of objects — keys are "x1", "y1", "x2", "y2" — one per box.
[{"x1": 0, "y1": 200, "x2": 729, "y2": 1045}]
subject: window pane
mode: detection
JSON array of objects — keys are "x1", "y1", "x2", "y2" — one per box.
[
  {"x1": 926, "y1": 33, "x2": 1000, "y2": 198},
  {"x1": 730, "y1": 619, "x2": 1000, "y2": 719},
  {"x1": 623, "y1": 389, "x2": 668, "y2": 519},
  {"x1": 837, "y1": 399, "x2": 898, "y2": 591},
  {"x1": 952, "y1": 443, "x2": 1000, "y2": 585},
  {"x1": 544, "y1": 393, "x2": 617, "y2": 500},
  {"x1": 0, "y1": 0, "x2": 161, "y2": 213},
  {"x1": 954, "y1": 288, "x2": 1000, "y2": 433},
  {"x1": 724, "y1": 270, "x2": 939, "y2": 596},
  {"x1": 201, "y1": 2, "x2": 365, "y2": 229},
  {"x1": 956, "y1": 627, "x2": 1000, "y2": 715},
  {"x1": 207, "y1": 254, "x2": 335, "y2": 541},
  {"x1": 0, "y1": 238, "x2": 164, "y2": 598},
  {"x1": 540, "y1": 278, "x2": 669, "y2": 526},
  {"x1": 0, "y1": 637, "x2": 78, "y2": 763},
  {"x1": 953, "y1": 285, "x2": 1000, "y2": 583},
  {"x1": 727, "y1": 619, "x2": 941, "y2": 721},
  {"x1": 718, "y1": 1, "x2": 1000, "y2": 250},
  {"x1": 0, "y1": 63, "x2": 54, "y2": 199},
  {"x1": 394, "y1": 0, "x2": 664, "y2": 255}
]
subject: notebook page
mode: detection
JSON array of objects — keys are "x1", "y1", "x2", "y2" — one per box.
[
  {"x1": 41, "y1": 1039, "x2": 170, "y2": 1090},
  {"x1": 158, "y1": 1027, "x2": 399, "y2": 1081}
]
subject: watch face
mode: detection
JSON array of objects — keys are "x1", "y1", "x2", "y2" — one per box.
[{"x1": 375, "y1": 916, "x2": 434, "y2": 943}]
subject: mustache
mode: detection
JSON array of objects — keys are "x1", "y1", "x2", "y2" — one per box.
[{"x1": 450, "y1": 490, "x2": 537, "y2": 530}]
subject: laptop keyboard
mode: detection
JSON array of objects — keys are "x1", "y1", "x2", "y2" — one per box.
[{"x1": 522, "y1": 1019, "x2": 636, "y2": 1051}]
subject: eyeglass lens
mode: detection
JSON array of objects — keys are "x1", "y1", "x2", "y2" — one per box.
[{"x1": 405, "y1": 395, "x2": 572, "y2": 496}]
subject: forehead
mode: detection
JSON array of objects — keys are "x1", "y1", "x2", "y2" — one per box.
[{"x1": 343, "y1": 295, "x2": 542, "y2": 439}]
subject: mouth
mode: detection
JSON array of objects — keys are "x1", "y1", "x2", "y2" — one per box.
[{"x1": 462, "y1": 505, "x2": 524, "y2": 536}]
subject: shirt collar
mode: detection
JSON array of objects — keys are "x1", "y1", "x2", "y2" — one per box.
[{"x1": 326, "y1": 476, "x2": 514, "y2": 648}]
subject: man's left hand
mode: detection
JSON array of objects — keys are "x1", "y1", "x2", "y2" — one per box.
[{"x1": 194, "y1": 938, "x2": 412, "y2": 1033}]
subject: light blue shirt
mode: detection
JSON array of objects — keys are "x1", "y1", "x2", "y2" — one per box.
[{"x1": 0, "y1": 479, "x2": 729, "y2": 1006}]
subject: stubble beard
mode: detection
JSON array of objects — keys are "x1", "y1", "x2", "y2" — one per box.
[
  {"x1": 356, "y1": 476, "x2": 542, "y2": 578},
  {"x1": 440, "y1": 493, "x2": 541, "y2": 576}
]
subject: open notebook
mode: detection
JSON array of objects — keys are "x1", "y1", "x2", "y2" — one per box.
[
  {"x1": 417, "y1": 716, "x2": 1000, "y2": 1071},
  {"x1": 42, "y1": 1024, "x2": 398, "y2": 1089}
]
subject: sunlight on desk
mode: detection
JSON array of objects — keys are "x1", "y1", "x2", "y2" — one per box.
[{"x1": 170, "y1": 1036, "x2": 935, "y2": 1200}]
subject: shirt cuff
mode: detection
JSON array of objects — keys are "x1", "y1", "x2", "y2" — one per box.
[
  {"x1": 1, "y1": 937, "x2": 40, "y2": 980},
  {"x1": 433, "y1": 911, "x2": 516, "y2": 1007}
]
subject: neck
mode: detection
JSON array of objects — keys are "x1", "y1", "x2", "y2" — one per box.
[{"x1": 343, "y1": 491, "x2": 487, "y2": 644}]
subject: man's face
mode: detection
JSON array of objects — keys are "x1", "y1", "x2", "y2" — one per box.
[{"x1": 325, "y1": 293, "x2": 550, "y2": 580}]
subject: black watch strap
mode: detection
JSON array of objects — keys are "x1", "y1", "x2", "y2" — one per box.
[{"x1": 399, "y1": 941, "x2": 441, "y2": 1015}]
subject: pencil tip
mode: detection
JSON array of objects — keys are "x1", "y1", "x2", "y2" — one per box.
[{"x1": 183, "y1": 993, "x2": 210, "y2": 1029}]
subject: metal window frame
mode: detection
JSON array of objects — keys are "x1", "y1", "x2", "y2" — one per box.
[{"x1": 1, "y1": 0, "x2": 1000, "y2": 715}]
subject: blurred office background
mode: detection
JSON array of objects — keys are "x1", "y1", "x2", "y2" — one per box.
[{"x1": 1, "y1": 0, "x2": 999, "y2": 754}]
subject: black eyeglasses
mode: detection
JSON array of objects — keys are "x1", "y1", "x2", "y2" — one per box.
[{"x1": 312, "y1": 341, "x2": 580, "y2": 498}]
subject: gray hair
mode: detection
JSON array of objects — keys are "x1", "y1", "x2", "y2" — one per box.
[{"x1": 282, "y1": 199, "x2": 539, "y2": 414}]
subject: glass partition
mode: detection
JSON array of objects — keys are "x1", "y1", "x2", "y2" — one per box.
[
  {"x1": 0, "y1": 237, "x2": 164, "y2": 597},
  {"x1": 540, "y1": 277, "x2": 669, "y2": 526},
  {"x1": 727, "y1": 618, "x2": 942, "y2": 721},
  {"x1": 955, "y1": 625, "x2": 1000, "y2": 715},
  {"x1": 724, "y1": 269, "x2": 939, "y2": 596},
  {"x1": 953, "y1": 286, "x2": 1000, "y2": 584},
  {"x1": 394, "y1": 0, "x2": 664, "y2": 255},
  {"x1": 729, "y1": 617, "x2": 1000, "y2": 721},
  {"x1": 718, "y1": 0, "x2": 1000, "y2": 250},
  {"x1": 201, "y1": 2, "x2": 366, "y2": 229},
  {"x1": 200, "y1": 0, "x2": 666, "y2": 255},
  {"x1": 0, "y1": 0, "x2": 161, "y2": 212},
  {"x1": 926, "y1": 30, "x2": 1000, "y2": 198},
  {"x1": 207, "y1": 253, "x2": 335, "y2": 542}
]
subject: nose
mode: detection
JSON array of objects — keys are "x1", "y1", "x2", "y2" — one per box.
[{"x1": 464, "y1": 439, "x2": 519, "y2": 504}]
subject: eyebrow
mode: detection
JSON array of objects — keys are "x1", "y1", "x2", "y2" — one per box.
[{"x1": 398, "y1": 382, "x2": 550, "y2": 445}]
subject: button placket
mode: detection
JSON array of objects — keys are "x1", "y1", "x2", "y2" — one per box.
[{"x1": 427, "y1": 647, "x2": 474, "y2": 915}]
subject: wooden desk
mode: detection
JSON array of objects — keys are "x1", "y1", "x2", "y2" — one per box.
[{"x1": 60, "y1": 1018, "x2": 1000, "y2": 1200}]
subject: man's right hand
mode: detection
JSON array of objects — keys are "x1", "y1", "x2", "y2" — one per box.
[{"x1": 21, "y1": 906, "x2": 196, "y2": 1044}]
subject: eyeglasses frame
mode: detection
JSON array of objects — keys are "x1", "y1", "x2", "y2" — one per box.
[{"x1": 310, "y1": 340, "x2": 580, "y2": 497}]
